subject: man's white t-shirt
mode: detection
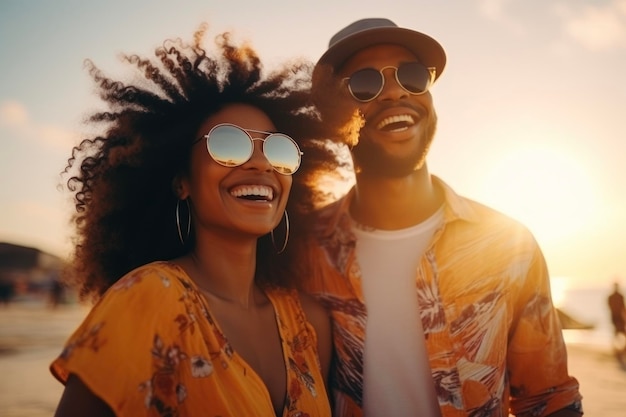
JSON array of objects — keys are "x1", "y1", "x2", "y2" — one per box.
[{"x1": 353, "y1": 207, "x2": 443, "y2": 417}]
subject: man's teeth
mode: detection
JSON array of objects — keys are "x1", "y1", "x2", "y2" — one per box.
[
  {"x1": 376, "y1": 114, "x2": 415, "y2": 130},
  {"x1": 230, "y1": 185, "x2": 274, "y2": 200}
]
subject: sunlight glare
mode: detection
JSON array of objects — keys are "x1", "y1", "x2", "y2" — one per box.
[
  {"x1": 480, "y1": 145, "x2": 597, "y2": 244},
  {"x1": 550, "y1": 276, "x2": 570, "y2": 308}
]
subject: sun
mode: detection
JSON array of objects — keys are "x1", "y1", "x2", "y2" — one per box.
[{"x1": 479, "y1": 144, "x2": 598, "y2": 245}]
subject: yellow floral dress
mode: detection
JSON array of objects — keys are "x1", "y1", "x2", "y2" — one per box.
[{"x1": 50, "y1": 261, "x2": 330, "y2": 417}]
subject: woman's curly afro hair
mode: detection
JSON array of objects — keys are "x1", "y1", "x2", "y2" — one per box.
[{"x1": 62, "y1": 23, "x2": 361, "y2": 302}]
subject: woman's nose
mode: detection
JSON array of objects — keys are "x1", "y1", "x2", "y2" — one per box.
[{"x1": 242, "y1": 139, "x2": 272, "y2": 171}]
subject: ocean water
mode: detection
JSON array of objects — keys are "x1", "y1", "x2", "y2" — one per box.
[{"x1": 557, "y1": 286, "x2": 618, "y2": 349}]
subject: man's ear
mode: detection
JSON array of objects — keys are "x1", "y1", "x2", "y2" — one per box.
[{"x1": 172, "y1": 176, "x2": 189, "y2": 200}]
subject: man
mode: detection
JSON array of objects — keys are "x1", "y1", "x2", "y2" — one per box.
[
  {"x1": 608, "y1": 282, "x2": 626, "y2": 337},
  {"x1": 303, "y1": 18, "x2": 583, "y2": 417}
]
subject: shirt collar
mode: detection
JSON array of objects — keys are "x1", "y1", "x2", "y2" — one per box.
[{"x1": 317, "y1": 175, "x2": 481, "y2": 239}]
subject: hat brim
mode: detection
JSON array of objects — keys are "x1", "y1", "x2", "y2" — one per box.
[{"x1": 314, "y1": 27, "x2": 446, "y2": 82}]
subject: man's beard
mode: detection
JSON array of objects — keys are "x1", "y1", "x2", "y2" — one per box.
[{"x1": 352, "y1": 113, "x2": 437, "y2": 178}]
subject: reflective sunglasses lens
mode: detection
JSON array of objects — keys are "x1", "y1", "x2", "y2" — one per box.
[
  {"x1": 207, "y1": 125, "x2": 252, "y2": 167},
  {"x1": 263, "y1": 134, "x2": 301, "y2": 174},
  {"x1": 397, "y1": 62, "x2": 431, "y2": 94},
  {"x1": 348, "y1": 68, "x2": 383, "y2": 101}
]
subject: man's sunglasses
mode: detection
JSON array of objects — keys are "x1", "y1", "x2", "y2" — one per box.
[
  {"x1": 343, "y1": 62, "x2": 436, "y2": 102},
  {"x1": 194, "y1": 123, "x2": 303, "y2": 175}
]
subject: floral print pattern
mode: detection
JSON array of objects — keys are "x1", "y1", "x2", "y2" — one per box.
[
  {"x1": 304, "y1": 177, "x2": 582, "y2": 417},
  {"x1": 51, "y1": 262, "x2": 330, "y2": 417}
]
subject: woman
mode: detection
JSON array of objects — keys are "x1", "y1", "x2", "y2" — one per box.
[{"x1": 51, "y1": 24, "x2": 359, "y2": 417}]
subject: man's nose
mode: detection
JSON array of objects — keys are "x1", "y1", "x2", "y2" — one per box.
[{"x1": 377, "y1": 68, "x2": 408, "y2": 101}]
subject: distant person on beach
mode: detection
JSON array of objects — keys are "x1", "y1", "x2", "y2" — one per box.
[
  {"x1": 608, "y1": 282, "x2": 626, "y2": 337},
  {"x1": 0, "y1": 275, "x2": 14, "y2": 306},
  {"x1": 50, "y1": 23, "x2": 358, "y2": 417},
  {"x1": 48, "y1": 273, "x2": 65, "y2": 309}
]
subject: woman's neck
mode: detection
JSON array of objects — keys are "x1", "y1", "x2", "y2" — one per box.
[{"x1": 186, "y1": 237, "x2": 260, "y2": 309}]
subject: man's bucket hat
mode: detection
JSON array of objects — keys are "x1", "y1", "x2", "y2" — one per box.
[{"x1": 314, "y1": 18, "x2": 446, "y2": 82}]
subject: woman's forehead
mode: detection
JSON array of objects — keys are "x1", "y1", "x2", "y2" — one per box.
[{"x1": 197, "y1": 104, "x2": 276, "y2": 135}]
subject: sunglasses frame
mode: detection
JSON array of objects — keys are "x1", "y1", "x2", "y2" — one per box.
[
  {"x1": 343, "y1": 62, "x2": 437, "y2": 103},
  {"x1": 194, "y1": 123, "x2": 303, "y2": 175}
]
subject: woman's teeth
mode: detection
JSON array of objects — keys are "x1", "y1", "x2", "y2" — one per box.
[{"x1": 230, "y1": 185, "x2": 274, "y2": 201}]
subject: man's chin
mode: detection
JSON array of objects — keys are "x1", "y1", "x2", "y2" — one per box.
[
  {"x1": 354, "y1": 114, "x2": 436, "y2": 178},
  {"x1": 352, "y1": 133, "x2": 430, "y2": 178},
  {"x1": 352, "y1": 142, "x2": 427, "y2": 178}
]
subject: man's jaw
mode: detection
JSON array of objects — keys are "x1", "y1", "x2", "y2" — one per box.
[{"x1": 353, "y1": 107, "x2": 437, "y2": 178}]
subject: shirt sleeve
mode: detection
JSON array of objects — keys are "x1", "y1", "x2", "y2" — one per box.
[
  {"x1": 50, "y1": 263, "x2": 188, "y2": 416},
  {"x1": 508, "y1": 245, "x2": 583, "y2": 416}
]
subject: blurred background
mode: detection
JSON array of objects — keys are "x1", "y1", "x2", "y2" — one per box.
[{"x1": 1, "y1": 0, "x2": 625, "y2": 415}]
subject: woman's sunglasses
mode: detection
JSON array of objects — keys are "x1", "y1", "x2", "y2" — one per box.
[
  {"x1": 195, "y1": 123, "x2": 303, "y2": 175},
  {"x1": 343, "y1": 62, "x2": 436, "y2": 103}
]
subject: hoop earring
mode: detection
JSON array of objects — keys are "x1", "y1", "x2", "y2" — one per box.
[
  {"x1": 271, "y1": 211, "x2": 289, "y2": 254},
  {"x1": 176, "y1": 199, "x2": 191, "y2": 245}
]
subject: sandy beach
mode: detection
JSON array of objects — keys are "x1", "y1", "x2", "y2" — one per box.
[
  {"x1": 0, "y1": 300, "x2": 88, "y2": 417},
  {"x1": 565, "y1": 342, "x2": 626, "y2": 416},
  {"x1": 1, "y1": 300, "x2": 625, "y2": 416}
]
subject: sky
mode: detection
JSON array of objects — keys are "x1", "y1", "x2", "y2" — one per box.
[{"x1": 1, "y1": 0, "x2": 625, "y2": 292}]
